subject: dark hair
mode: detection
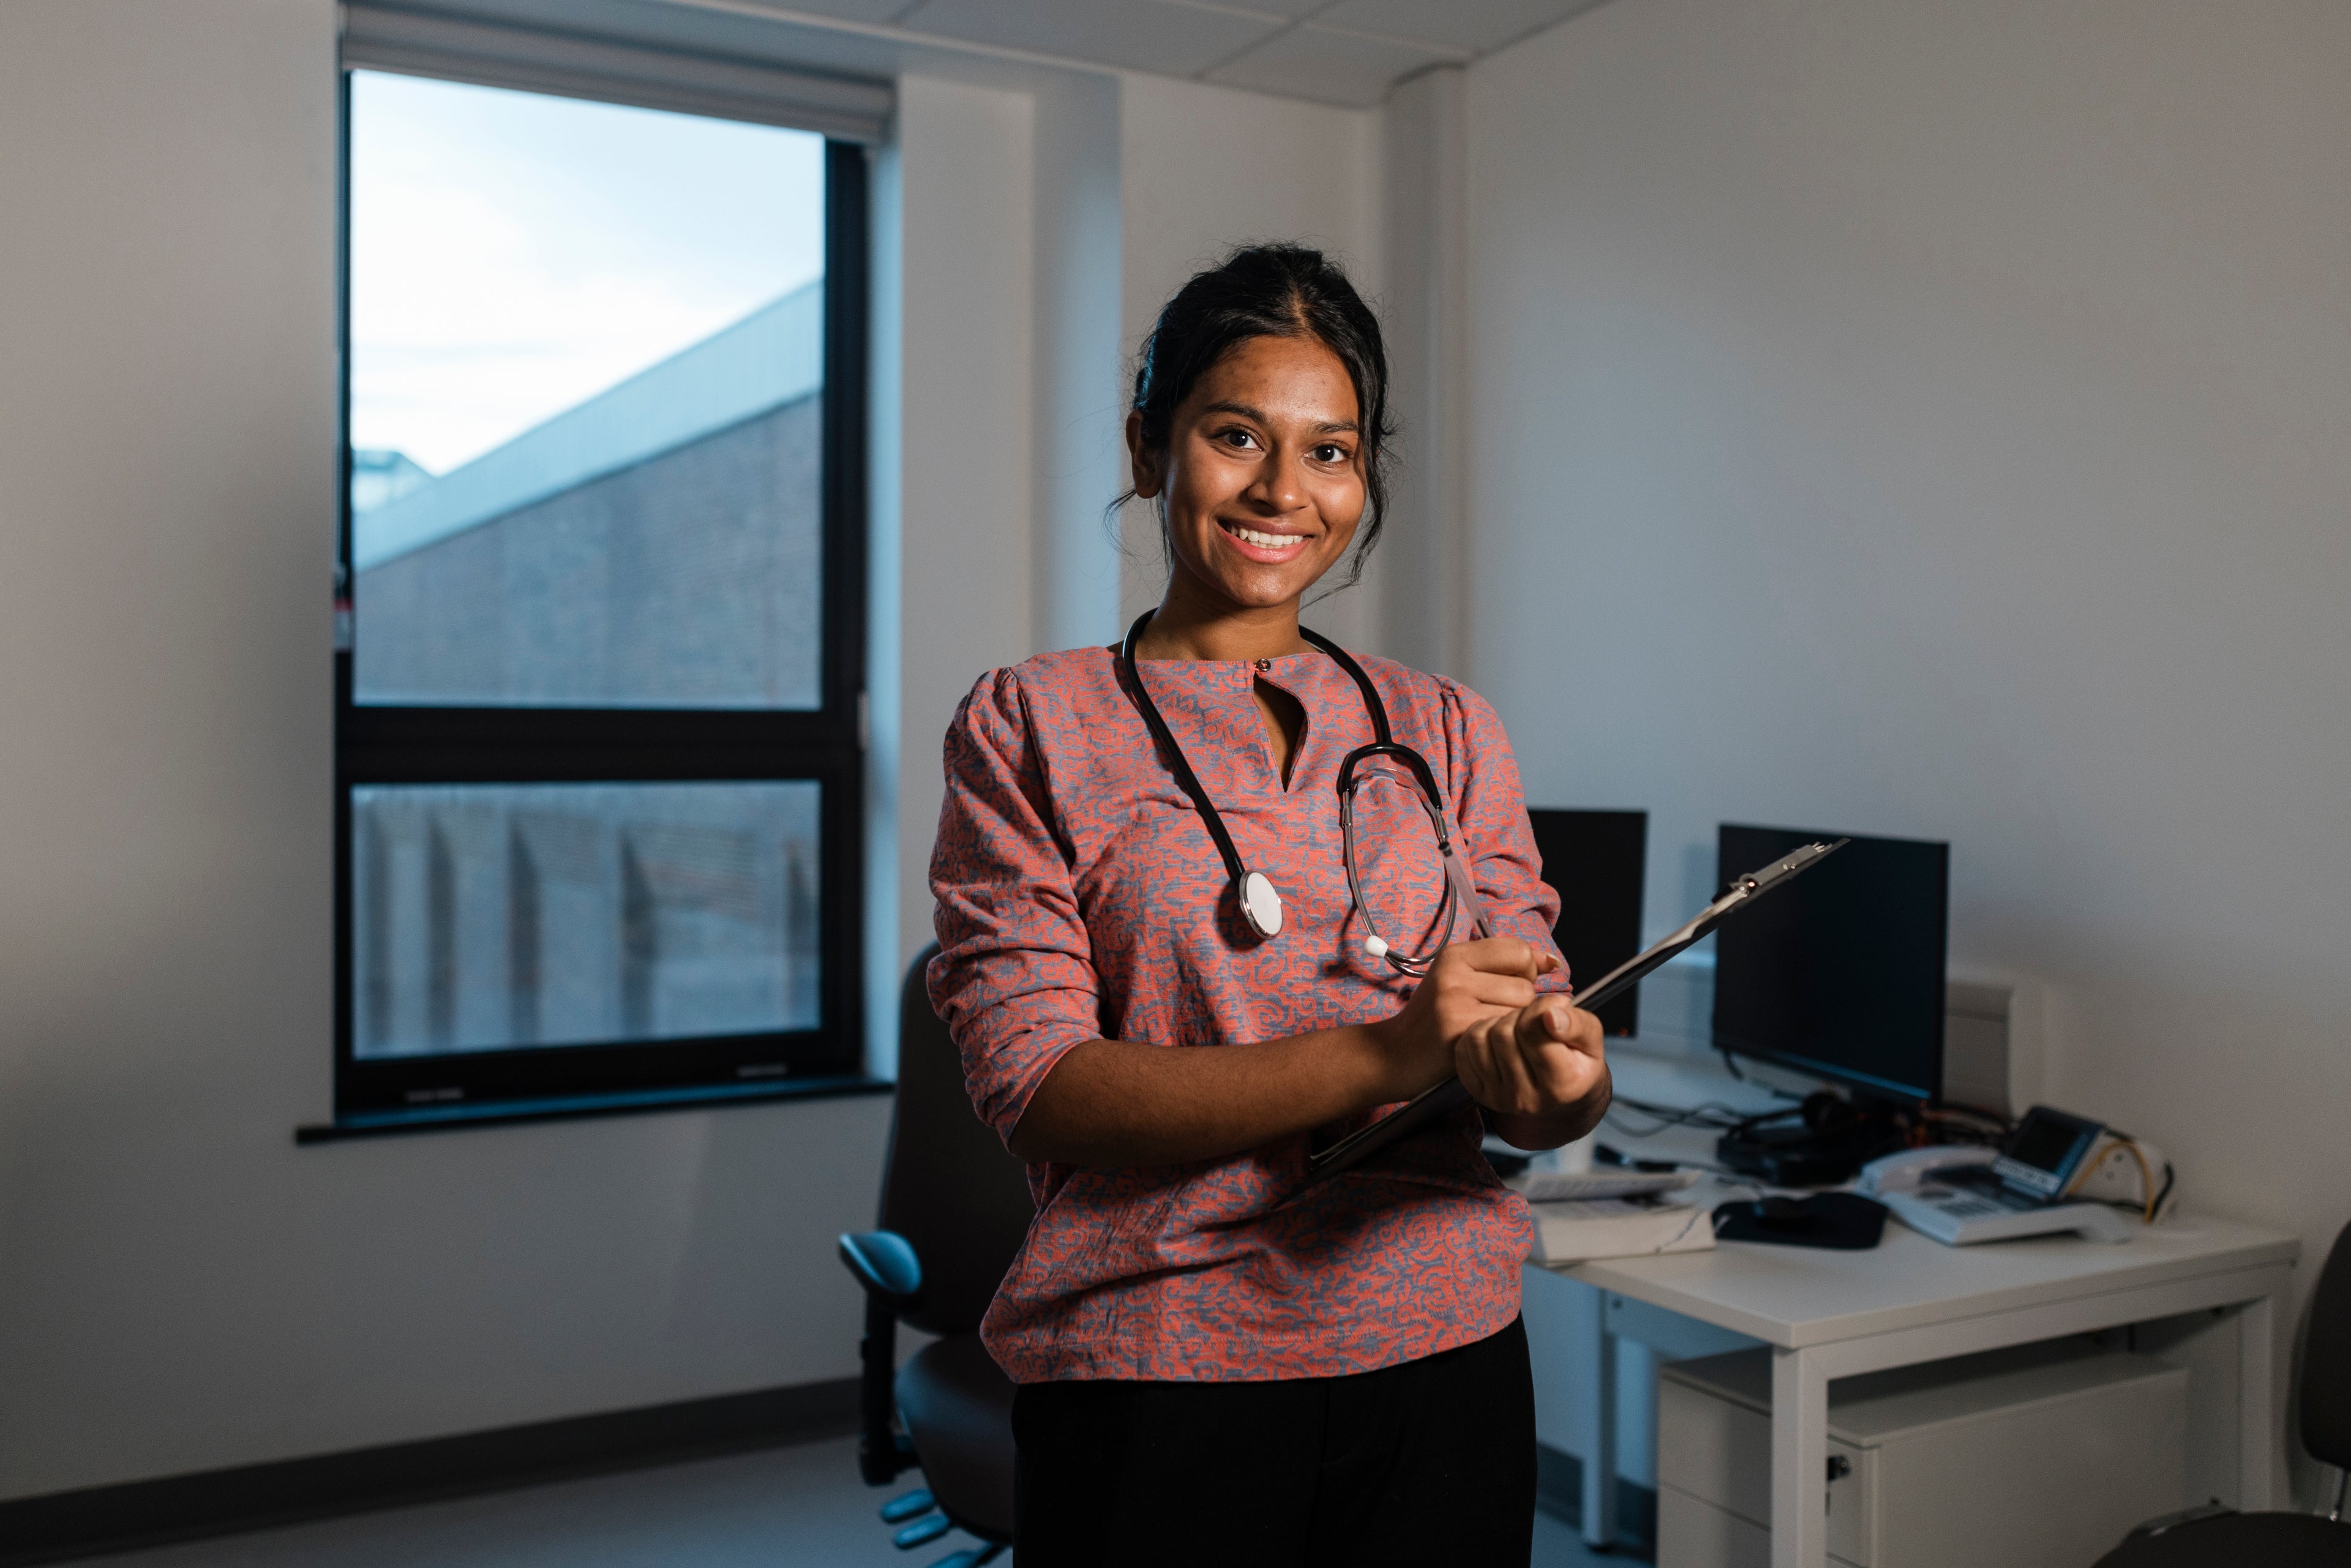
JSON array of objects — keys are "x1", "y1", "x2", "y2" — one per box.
[{"x1": 1121, "y1": 243, "x2": 1395, "y2": 594}]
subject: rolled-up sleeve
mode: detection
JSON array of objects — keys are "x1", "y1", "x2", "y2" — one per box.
[
  {"x1": 926, "y1": 669, "x2": 1103, "y2": 1144},
  {"x1": 1439, "y1": 680, "x2": 1570, "y2": 993}
]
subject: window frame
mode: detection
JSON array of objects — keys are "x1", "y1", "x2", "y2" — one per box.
[{"x1": 329, "y1": 69, "x2": 871, "y2": 1131}]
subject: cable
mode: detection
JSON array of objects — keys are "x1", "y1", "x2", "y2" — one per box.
[
  {"x1": 2062, "y1": 1136, "x2": 2158, "y2": 1221},
  {"x1": 1601, "y1": 1106, "x2": 1706, "y2": 1139},
  {"x1": 1611, "y1": 1096, "x2": 1752, "y2": 1127},
  {"x1": 1603, "y1": 1097, "x2": 1757, "y2": 1139},
  {"x1": 1642, "y1": 1204, "x2": 1714, "y2": 1253},
  {"x1": 2120, "y1": 1141, "x2": 2156, "y2": 1221}
]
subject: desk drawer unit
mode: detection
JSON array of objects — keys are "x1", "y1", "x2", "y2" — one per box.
[{"x1": 1657, "y1": 1339, "x2": 2186, "y2": 1568}]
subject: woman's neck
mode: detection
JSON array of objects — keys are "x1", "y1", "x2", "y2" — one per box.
[{"x1": 1133, "y1": 577, "x2": 1307, "y2": 663}]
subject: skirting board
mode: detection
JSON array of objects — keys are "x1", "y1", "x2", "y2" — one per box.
[
  {"x1": 0, "y1": 1376, "x2": 859, "y2": 1567},
  {"x1": 1535, "y1": 1440, "x2": 1659, "y2": 1557}
]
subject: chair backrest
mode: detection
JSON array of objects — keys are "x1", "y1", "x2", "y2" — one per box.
[
  {"x1": 2301, "y1": 1216, "x2": 2351, "y2": 1472},
  {"x1": 879, "y1": 945, "x2": 1037, "y2": 1338}
]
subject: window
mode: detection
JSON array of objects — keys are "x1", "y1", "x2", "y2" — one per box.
[{"x1": 333, "y1": 64, "x2": 869, "y2": 1128}]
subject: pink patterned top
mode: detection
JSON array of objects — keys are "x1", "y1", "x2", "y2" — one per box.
[{"x1": 927, "y1": 644, "x2": 1567, "y2": 1383}]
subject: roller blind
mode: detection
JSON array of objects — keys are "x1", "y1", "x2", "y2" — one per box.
[{"x1": 341, "y1": 5, "x2": 893, "y2": 143}]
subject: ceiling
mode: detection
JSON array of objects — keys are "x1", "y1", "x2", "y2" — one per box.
[{"x1": 769, "y1": 0, "x2": 1615, "y2": 107}]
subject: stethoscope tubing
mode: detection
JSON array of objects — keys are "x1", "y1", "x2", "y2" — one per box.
[{"x1": 1114, "y1": 610, "x2": 1491, "y2": 972}]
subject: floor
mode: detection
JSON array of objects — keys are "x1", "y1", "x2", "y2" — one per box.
[{"x1": 77, "y1": 1436, "x2": 1628, "y2": 1567}]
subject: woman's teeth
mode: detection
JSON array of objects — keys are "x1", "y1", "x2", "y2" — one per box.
[{"x1": 1224, "y1": 523, "x2": 1305, "y2": 552}]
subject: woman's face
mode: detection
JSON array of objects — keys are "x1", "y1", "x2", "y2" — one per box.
[{"x1": 1128, "y1": 334, "x2": 1367, "y2": 617}]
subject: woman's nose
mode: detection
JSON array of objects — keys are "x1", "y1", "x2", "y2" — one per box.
[{"x1": 1247, "y1": 446, "x2": 1310, "y2": 514}]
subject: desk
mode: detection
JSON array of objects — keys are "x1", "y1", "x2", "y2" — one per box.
[{"x1": 1564, "y1": 1199, "x2": 2298, "y2": 1568}]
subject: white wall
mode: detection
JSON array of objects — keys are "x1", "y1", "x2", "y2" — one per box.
[
  {"x1": 1380, "y1": 67, "x2": 1471, "y2": 681},
  {"x1": 0, "y1": 0, "x2": 883, "y2": 1500},
  {"x1": 888, "y1": 67, "x2": 1389, "y2": 980},
  {"x1": 0, "y1": 3, "x2": 1393, "y2": 1498},
  {"x1": 888, "y1": 73, "x2": 1043, "y2": 976},
  {"x1": 1116, "y1": 73, "x2": 1387, "y2": 651},
  {"x1": 1029, "y1": 72, "x2": 1127, "y2": 661},
  {"x1": 1467, "y1": 0, "x2": 2351, "y2": 1504}
]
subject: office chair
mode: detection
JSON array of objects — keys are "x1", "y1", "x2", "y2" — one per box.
[
  {"x1": 838, "y1": 946, "x2": 1035, "y2": 1566},
  {"x1": 2091, "y1": 1215, "x2": 2351, "y2": 1567}
]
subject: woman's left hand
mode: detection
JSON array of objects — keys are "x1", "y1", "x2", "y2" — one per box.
[{"x1": 1455, "y1": 995, "x2": 1610, "y2": 1143}]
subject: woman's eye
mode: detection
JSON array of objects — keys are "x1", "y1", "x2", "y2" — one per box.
[
  {"x1": 1218, "y1": 429, "x2": 1260, "y2": 450},
  {"x1": 1313, "y1": 443, "x2": 1349, "y2": 464}
]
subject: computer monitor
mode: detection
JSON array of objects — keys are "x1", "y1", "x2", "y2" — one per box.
[
  {"x1": 1712, "y1": 823, "x2": 1949, "y2": 1105},
  {"x1": 1526, "y1": 809, "x2": 1647, "y2": 1036}
]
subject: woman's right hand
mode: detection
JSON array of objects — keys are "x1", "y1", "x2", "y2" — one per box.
[{"x1": 1364, "y1": 937, "x2": 1559, "y2": 1103}]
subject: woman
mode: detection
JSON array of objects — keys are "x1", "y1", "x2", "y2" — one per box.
[{"x1": 928, "y1": 244, "x2": 1610, "y2": 1566}]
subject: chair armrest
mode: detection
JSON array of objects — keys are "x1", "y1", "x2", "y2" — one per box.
[
  {"x1": 840, "y1": 1230, "x2": 923, "y2": 1486},
  {"x1": 839, "y1": 1230, "x2": 923, "y2": 1313},
  {"x1": 2126, "y1": 1502, "x2": 2235, "y2": 1539}
]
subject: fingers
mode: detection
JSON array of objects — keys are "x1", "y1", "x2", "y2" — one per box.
[
  {"x1": 1442, "y1": 937, "x2": 1559, "y2": 981},
  {"x1": 1460, "y1": 999, "x2": 1608, "y2": 1116},
  {"x1": 1515, "y1": 1000, "x2": 1600, "y2": 1054},
  {"x1": 1427, "y1": 945, "x2": 1546, "y2": 1013},
  {"x1": 1466, "y1": 972, "x2": 1540, "y2": 1010},
  {"x1": 1457, "y1": 1015, "x2": 1537, "y2": 1114},
  {"x1": 1515, "y1": 1002, "x2": 1606, "y2": 1104}
]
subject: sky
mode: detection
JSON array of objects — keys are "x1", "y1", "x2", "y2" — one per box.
[{"x1": 348, "y1": 70, "x2": 827, "y2": 480}]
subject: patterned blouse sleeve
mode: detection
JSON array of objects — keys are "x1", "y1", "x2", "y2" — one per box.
[
  {"x1": 1439, "y1": 679, "x2": 1572, "y2": 994},
  {"x1": 926, "y1": 668, "x2": 1103, "y2": 1145}
]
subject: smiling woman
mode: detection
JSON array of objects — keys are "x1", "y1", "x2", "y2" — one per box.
[{"x1": 925, "y1": 246, "x2": 1613, "y2": 1566}]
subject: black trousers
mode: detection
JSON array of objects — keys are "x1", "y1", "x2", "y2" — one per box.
[{"x1": 1011, "y1": 1318, "x2": 1537, "y2": 1567}]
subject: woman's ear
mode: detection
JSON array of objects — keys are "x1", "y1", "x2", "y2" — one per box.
[{"x1": 1124, "y1": 410, "x2": 1163, "y2": 500}]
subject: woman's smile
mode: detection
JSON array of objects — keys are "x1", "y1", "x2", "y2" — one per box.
[{"x1": 1217, "y1": 518, "x2": 1314, "y2": 560}]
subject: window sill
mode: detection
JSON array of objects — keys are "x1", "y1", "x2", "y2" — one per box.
[{"x1": 295, "y1": 1075, "x2": 892, "y2": 1144}]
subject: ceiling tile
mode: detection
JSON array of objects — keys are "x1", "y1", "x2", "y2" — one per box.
[
  {"x1": 1205, "y1": 22, "x2": 1458, "y2": 108},
  {"x1": 1164, "y1": 0, "x2": 1327, "y2": 17},
  {"x1": 1314, "y1": 0, "x2": 1595, "y2": 54},
  {"x1": 734, "y1": 0, "x2": 917, "y2": 23},
  {"x1": 898, "y1": 0, "x2": 1284, "y2": 76}
]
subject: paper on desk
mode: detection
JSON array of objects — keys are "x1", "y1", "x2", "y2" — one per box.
[
  {"x1": 1526, "y1": 1195, "x2": 1717, "y2": 1266},
  {"x1": 1509, "y1": 1168, "x2": 1701, "y2": 1203}
]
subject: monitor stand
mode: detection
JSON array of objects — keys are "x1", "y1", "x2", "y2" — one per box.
[{"x1": 1717, "y1": 1093, "x2": 1907, "y2": 1188}]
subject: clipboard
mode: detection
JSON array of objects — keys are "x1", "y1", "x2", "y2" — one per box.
[{"x1": 1302, "y1": 838, "x2": 1847, "y2": 1185}]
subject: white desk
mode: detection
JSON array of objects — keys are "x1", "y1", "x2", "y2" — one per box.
[{"x1": 1562, "y1": 1199, "x2": 2298, "y2": 1568}]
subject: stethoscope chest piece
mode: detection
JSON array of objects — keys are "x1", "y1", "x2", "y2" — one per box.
[{"x1": 1239, "y1": 869, "x2": 1285, "y2": 939}]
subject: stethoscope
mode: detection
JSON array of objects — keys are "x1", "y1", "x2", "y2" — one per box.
[{"x1": 1114, "y1": 610, "x2": 1493, "y2": 976}]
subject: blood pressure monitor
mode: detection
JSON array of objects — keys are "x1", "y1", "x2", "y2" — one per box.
[{"x1": 1991, "y1": 1105, "x2": 2107, "y2": 1202}]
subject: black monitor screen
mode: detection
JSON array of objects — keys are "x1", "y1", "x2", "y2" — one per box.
[
  {"x1": 1527, "y1": 809, "x2": 1647, "y2": 1036},
  {"x1": 1712, "y1": 824, "x2": 1948, "y2": 1104}
]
